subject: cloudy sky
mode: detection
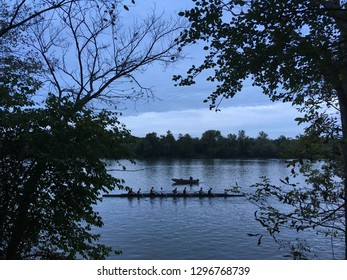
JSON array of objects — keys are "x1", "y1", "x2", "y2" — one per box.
[{"x1": 118, "y1": 0, "x2": 305, "y2": 139}]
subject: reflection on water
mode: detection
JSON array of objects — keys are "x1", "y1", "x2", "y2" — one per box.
[{"x1": 94, "y1": 159, "x2": 344, "y2": 259}]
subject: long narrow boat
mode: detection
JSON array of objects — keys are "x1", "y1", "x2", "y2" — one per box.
[
  {"x1": 103, "y1": 192, "x2": 245, "y2": 198},
  {"x1": 171, "y1": 178, "x2": 200, "y2": 185}
]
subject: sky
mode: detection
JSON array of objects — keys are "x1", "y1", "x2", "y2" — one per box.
[{"x1": 117, "y1": 0, "x2": 305, "y2": 139}]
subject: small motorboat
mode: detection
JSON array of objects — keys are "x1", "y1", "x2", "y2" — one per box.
[{"x1": 171, "y1": 178, "x2": 200, "y2": 185}]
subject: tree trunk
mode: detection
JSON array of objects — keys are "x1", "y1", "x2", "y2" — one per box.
[
  {"x1": 331, "y1": 1, "x2": 347, "y2": 260},
  {"x1": 5, "y1": 162, "x2": 44, "y2": 259},
  {"x1": 336, "y1": 82, "x2": 347, "y2": 260},
  {"x1": 338, "y1": 99, "x2": 347, "y2": 260}
]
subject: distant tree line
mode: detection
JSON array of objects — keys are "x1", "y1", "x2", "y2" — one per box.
[{"x1": 127, "y1": 129, "x2": 307, "y2": 159}]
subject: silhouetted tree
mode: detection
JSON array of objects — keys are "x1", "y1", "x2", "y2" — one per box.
[
  {"x1": 1, "y1": 0, "x2": 183, "y2": 259},
  {"x1": 175, "y1": 0, "x2": 347, "y2": 259}
]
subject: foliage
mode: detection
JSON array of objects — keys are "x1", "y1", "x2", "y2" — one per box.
[
  {"x1": 174, "y1": 0, "x2": 343, "y2": 112},
  {"x1": 0, "y1": 94, "x2": 131, "y2": 259},
  {"x1": 1, "y1": 0, "x2": 182, "y2": 259},
  {"x1": 249, "y1": 168, "x2": 344, "y2": 259},
  {"x1": 130, "y1": 129, "x2": 302, "y2": 159},
  {"x1": 175, "y1": 0, "x2": 347, "y2": 259},
  {"x1": 248, "y1": 112, "x2": 344, "y2": 258}
]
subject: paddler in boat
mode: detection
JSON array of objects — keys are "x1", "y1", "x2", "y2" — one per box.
[
  {"x1": 159, "y1": 187, "x2": 164, "y2": 196},
  {"x1": 208, "y1": 188, "x2": 213, "y2": 196},
  {"x1": 137, "y1": 188, "x2": 142, "y2": 196},
  {"x1": 198, "y1": 187, "x2": 204, "y2": 195},
  {"x1": 172, "y1": 188, "x2": 178, "y2": 196},
  {"x1": 128, "y1": 188, "x2": 135, "y2": 196},
  {"x1": 183, "y1": 187, "x2": 188, "y2": 196},
  {"x1": 150, "y1": 187, "x2": 156, "y2": 196}
]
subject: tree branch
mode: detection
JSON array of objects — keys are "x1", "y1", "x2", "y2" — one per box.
[{"x1": 0, "y1": 0, "x2": 73, "y2": 37}]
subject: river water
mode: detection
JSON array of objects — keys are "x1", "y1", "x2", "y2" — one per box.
[{"x1": 94, "y1": 159, "x2": 344, "y2": 260}]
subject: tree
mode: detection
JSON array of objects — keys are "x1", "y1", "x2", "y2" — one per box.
[
  {"x1": 177, "y1": 133, "x2": 196, "y2": 157},
  {"x1": 26, "y1": 0, "x2": 182, "y2": 108},
  {"x1": 200, "y1": 129, "x2": 222, "y2": 156},
  {"x1": 225, "y1": 133, "x2": 239, "y2": 157},
  {"x1": 141, "y1": 132, "x2": 161, "y2": 157},
  {"x1": 0, "y1": 0, "x2": 74, "y2": 38},
  {"x1": 160, "y1": 130, "x2": 177, "y2": 157},
  {"x1": 175, "y1": 0, "x2": 347, "y2": 259},
  {"x1": 0, "y1": 97, "x2": 131, "y2": 259},
  {"x1": 237, "y1": 130, "x2": 251, "y2": 157},
  {"x1": 251, "y1": 131, "x2": 277, "y2": 158},
  {"x1": 0, "y1": 0, "x2": 182, "y2": 259}
]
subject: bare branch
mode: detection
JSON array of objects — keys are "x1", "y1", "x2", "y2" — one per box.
[
  {"x1": 28, "y1": 1, "x2": 185, "y2": 110},
  {"x1": 0, "y1": 0, "x2": 73, "y2": 37}
]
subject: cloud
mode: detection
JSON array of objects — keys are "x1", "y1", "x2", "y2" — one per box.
[
  {"x1": 121, "y1": 102, "x2": 304, "y2": 139},
  {"x1": 115, "y1": 0, "x2": 306, "y2": 139}
]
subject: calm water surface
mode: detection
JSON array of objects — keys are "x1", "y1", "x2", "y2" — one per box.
[{"x1": 94, "y1": 159, "x2": 344, "y2": 259}]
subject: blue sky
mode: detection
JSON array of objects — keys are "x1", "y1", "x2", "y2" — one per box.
[{"x1": 118, "y1": 0, "x2": 305, "y2": 139}]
